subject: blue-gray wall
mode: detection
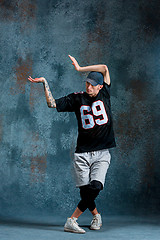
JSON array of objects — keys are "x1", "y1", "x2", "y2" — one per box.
[{"x1": 0, "y1": 0, "x2": 160, "y2": 219}]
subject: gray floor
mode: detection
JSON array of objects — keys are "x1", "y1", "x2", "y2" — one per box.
[{"x1": 0, "y1": 215, "x2": 160, "y2": 240}]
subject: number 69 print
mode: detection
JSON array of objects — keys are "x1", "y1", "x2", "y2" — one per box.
[{"x1": 80, "y1": 100, "x2": 108, "y2": 129}]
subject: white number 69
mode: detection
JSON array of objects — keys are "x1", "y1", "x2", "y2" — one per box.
[{"x1": 80, "y1": 100, "x2": 108, "y2": 129}]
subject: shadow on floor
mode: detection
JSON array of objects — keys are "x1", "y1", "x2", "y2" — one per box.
[
  {"x1": 1, "y1": 215, "x2": 160, "y2": 233},
  {"x1": 0, "y1": 219, "x2": 65, "y2": 232}
]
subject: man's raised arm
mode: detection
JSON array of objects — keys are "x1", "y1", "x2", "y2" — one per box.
[
  {"x1": 28, "y1": 76, "x2": 56, "y2": 108},
  {"x1": 68, "y1": 55, "x2": 110, "y2": 85}
]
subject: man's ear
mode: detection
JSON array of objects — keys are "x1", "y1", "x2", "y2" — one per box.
[{"x1": 99, "y1": 85, "x2": 103, "y2": 90}]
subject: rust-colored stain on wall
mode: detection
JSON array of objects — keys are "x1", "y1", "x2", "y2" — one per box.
[
  {"x1": 30, "y1": 155, "x2": 47, "y2": 183},
  {"x1": 10, "y1": 55, "x2": 33, "y2": 95},
  {"x1": 10, "y1": 54, "x2": 43, "y2": 112},
  {"x1": 18, "y1": 0, "x2": 37, "y2": 31},
  {"x1": 129, "y1": 78, "x2": 148, "y2": 101},
  {"x1": 30, "y1": 132, "x2": 47, "y2": 183},
  {"x1": 19, "y1": 1, "x2": 36, "y2": 20},
  {"x1": 0, "y1": 0, "x2": 37, "y2": 25},
  {"x1": 83, "y1": 24, "x2": 110, "y2": 62},
  {"x1": 116, "y1": 78, "x2": 149, "y2": 153},
  {"x1": 80, "y1": 4, "x2": 110, "y2": 64},
  {"x1": 0, "y1": 0, "x2": 17, "y2": 21},
  {"x1": 116, "y1": 78, "x2": 155, "y2": 188}
]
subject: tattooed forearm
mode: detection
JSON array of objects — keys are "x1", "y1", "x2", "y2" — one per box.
[{"x1": 43, "y1": 80, "x2": 56, "y2": 108}]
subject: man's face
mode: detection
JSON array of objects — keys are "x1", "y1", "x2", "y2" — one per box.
[{"x1": 86, "y1": 81, "x2": 103, "y2": 97}]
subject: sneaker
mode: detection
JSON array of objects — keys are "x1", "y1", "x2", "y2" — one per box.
[
  {"x1": 64, "y1": 217, "x2": 86, "y2": 234},
  {"x1": 90, "y1": 213, "x2": 102, "y2": 230}
]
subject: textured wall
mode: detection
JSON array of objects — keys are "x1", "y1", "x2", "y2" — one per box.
[{"x1": 0, "y1": 0, "x2": 160, "y2": 219}]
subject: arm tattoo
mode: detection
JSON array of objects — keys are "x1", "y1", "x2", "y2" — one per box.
[{"x1": 43, "y1": 80, "x2": 56, "y2": 108}]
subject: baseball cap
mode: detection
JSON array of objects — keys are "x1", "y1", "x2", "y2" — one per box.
[{"x1": 86, "y1": 71, "x2": 104, "y2": 86}]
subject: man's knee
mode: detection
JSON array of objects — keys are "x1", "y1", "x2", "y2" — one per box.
[
  {"x1": 79, "y1": 180, "x2": 103, "y2": 202},
  {"x1": 90, "y1": 180, "x2": 103, "y2": 191}
]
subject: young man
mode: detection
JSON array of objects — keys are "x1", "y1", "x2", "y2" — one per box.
[{"x1": 28, "y1": 55, "x2": 116, "y2": 234}]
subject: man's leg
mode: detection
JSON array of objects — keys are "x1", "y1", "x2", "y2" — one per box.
[
  {"x1": 64, "y1": 180, "x2": 102, "y2": 233},
  {"x1": 88, "y1": 150, "x2": 111, "y2": 229},
  {"x1": 64, "y1": 151, "x2": 109, "y2": 233},
  {"x1": 91, "y1": 208, "x2": 99, "y2": 215},
  {"x1": 77, "y1": 180, "x2": 102, "y2": 214},
  {"x1": 70, "y1": 205, "x2": 99, "y2": 219},
  {"x1": 64, "y1": 153, "x2": 90, "y2": 234},
  {"x1": 87, "y1": 180, "x2": 103, "y2": 230},
  {"x1": 71, "y1": 207, "x2": 83, "y2": 219},
  {"x1": 68, "y1": 181, "x2": 101, "y2": 221}
]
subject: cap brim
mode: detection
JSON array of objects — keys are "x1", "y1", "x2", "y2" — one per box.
[{"x1": 86, "y1": 78, "x2": 98, "y2": 86}]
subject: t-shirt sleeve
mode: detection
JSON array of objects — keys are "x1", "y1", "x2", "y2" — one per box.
[
  {"x1": 55, "y1": 93, "x2": 76, "y2": 112},
  {"x1": 102, "y1": 82, "x2": 111, "y2": 98}
]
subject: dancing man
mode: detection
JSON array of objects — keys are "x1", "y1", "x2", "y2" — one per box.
[{"x1": 28, "y1": 55, "x2": 116, "y2": 234}]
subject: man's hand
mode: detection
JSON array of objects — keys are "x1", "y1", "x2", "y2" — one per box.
[
  {"x1": 68, "y1": 56, "x2": 110, "y2": 85},
  {"x1": 28, "y1": 76, "x2": 56, "y2": 108},
  {"x1": 28, "y1": 76, "x2": 46, "y2": 83},
  {"x1": 68, "y1": 55, "x2": 80, "y2": 71}
]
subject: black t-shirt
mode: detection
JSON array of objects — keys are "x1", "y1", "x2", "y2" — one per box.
[{"x1": 55, "y1": 82, "x2": 116, "y2": 153}]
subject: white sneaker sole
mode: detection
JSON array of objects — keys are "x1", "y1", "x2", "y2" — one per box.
[
  {"x1": 64, "y1": 227, "x2": 86, "y2": 234},
  {"x1": 90, "y1": 224, "x2": 102, "y2": 230}
]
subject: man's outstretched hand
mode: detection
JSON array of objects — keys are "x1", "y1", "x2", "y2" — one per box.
[
  {"x1": 68, "y1": 55, "x2": 81, "y2": 71},
  {"x1": 28, "y1": 76, "x2": 46, "y2": 83}
]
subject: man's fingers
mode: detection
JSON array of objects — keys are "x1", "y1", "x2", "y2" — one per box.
[
  {"x1": 28, "y1": 76, "x2": 35, "y2": 82},
  {"x1": 68, "y1": 55, "x2": 75, "y2": 61}
]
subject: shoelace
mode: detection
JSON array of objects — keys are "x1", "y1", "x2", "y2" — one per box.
[
  {"x1": 73, "y1": 219, "x2": 79, "y2": 226},
  {"x1": 91, "y1": 216, "x2": 98, "y2": 225}
]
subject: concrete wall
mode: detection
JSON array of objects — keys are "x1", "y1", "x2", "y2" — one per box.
[{"x1": 0, "y1": 0, "x2": 160, "y2": 219}]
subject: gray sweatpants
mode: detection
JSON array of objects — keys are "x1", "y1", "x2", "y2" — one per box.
[{"x1": 73, "y1": 149, "x2": 111, "y2": 188}]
